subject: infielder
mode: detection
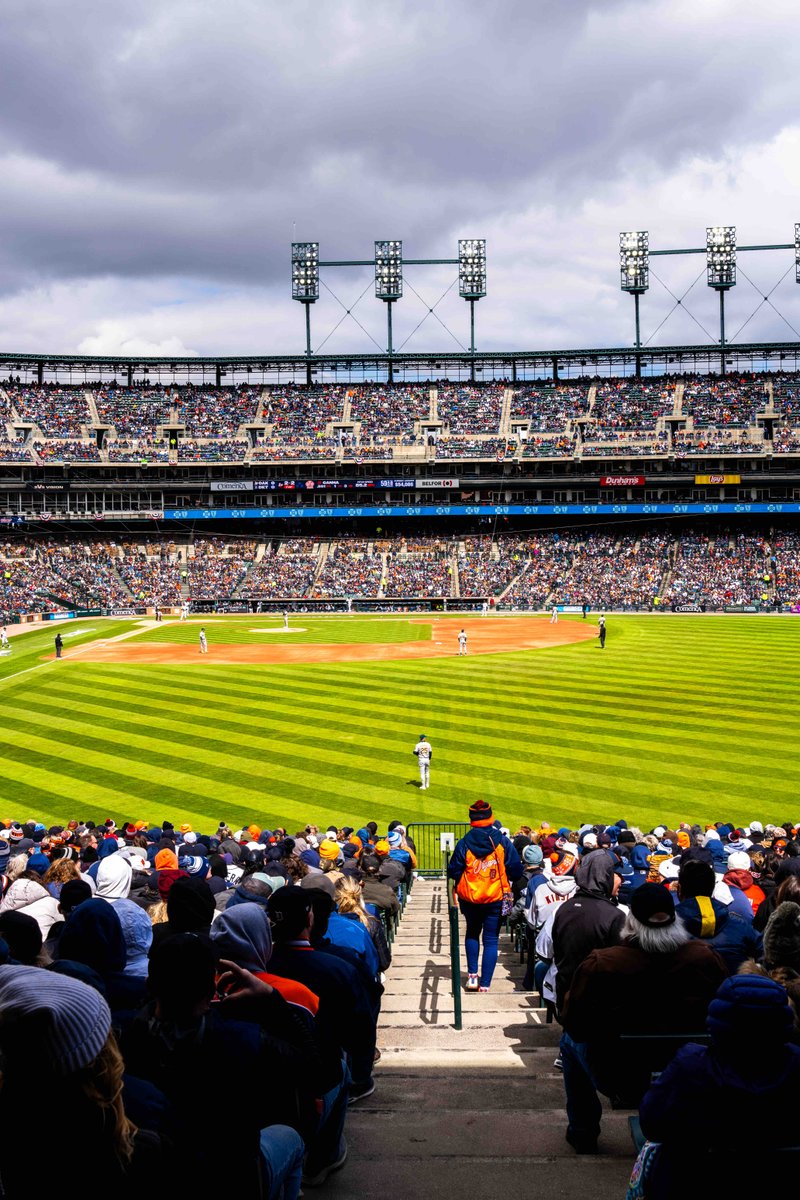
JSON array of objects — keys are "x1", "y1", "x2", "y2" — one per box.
[
  {"x1": 598, "y1": 614, "x2": 606, "y2": 649},
  {"x1": 199, "y1": 626, "x2": 208, "y2": 654},
  {"x1": 458, "y1": 628, "x2": 468, "y2": 655},
  {"x1": 180, "y1": 602, "x2": 189, "y2": 622},
  {"x1": 283, "y1": 609, "x2": 289, "y2": 630},
  {"x1": 414, "y1": 734, "x2": 432, "y2": 789},
  {"x1": 550, "y1": 606, "x2": 558, "y2": 624}
]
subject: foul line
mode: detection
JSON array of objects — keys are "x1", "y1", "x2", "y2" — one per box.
[{"x1": 0, "y1": 622, "x2": 150, "y2": 689}]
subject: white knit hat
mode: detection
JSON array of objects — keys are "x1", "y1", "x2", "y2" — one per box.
[{"x1": 0, "y1": 966, "x2": 111, "y2": 1073}]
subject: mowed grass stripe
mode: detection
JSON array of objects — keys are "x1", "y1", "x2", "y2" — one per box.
[{"x1": 2, "y1": 615, "x2": 800, "y2": 830}]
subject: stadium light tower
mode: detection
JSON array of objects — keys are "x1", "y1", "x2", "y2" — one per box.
[
  {"x1": 459, "y1": 239, "x2": 487, "y2": 368},
  {"x1": 375, "y1": 240, "x2": 402, "y2": 381},
  {"x1": 706, "y1": 226, "x2": 736, "y2": 370},
  {"x1": 619, "y1": 231, "x2": 649, "y2": 364},
  {"x1": 292, "y1": 242, "x2": 319, "y2": 385},
  {"x1": 795, "y1": 223, "x2": 800, "y2": 284}
]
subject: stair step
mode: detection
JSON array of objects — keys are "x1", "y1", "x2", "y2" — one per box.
[
  {"x1": 324, "y1": 1157, "x2": 632, "y2": 1200},
  {"x1": 382, "y1": 994, "x2": 545, "y2": 1013}
]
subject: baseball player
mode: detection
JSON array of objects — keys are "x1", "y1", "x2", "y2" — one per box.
[
  {"x1": 283, "y1": 609, "x2": 289, "y2": 630},
  {"x1": 550, "y1": 605, "x2": 558, "y2": 624},
  {"x1": 414, "y1": 734, "x2": 432, "y2": 789},
  {"x1": 458, "y1": 628, "x2": 468, "y2": 656},
  {"x1": 0, "y1": 627, "x2": 9, "y2": 651},
  {"x1": 598, "y1": 614, "x2": 606, "y2": 649},
  {"x1": 199, "y1": 626, "x2": 208, "y2": 654},
  {"x1": 180, "y1": 602, "x2": 189, "y2": 622}
]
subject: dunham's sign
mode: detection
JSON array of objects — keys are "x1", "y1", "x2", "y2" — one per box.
[{"x1": 600, "y1": 476, "x2": 646, "y2": 487}]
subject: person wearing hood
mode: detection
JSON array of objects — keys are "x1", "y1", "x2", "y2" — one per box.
[
  {"x1": 675, "y1": 859, "x2": 761, "y2": 974},
  {"x1": 521, "y1": 846, "x2": 577, "y2": 992},
  {"x1": 210, "y1": 903, "x2": 320, "y2": 1020},
  {"x1": 560, "y1": 883, "x2": 727, "y2": 1154},
  {"x1": 448, "y1": 801, "x2": 523, "y2": 993},
  {"x1": 635, "y1": 975, "x2": 800, "y2": 1200},
  {"x1": 701, "y1": 828, "x2": 728, "y2": 870},
  {"x1": 0, "y1": 877, "x2": 61, "y2": 940},
  {"x1": 551, "y1": 853, "x2": 626, "y2": 1013},
  {"x1": 723, "y1": 850, "x2": 765, "y2": 918},
  {"x1": 114, "y1": 899, "x2": 153, "y2": 978},
  {"x1": 96, "y1": 853, "x2": 133, "y2": 903},
  {"x1": 56, "y1": 898, "x2": 147, "y2": 1017}
]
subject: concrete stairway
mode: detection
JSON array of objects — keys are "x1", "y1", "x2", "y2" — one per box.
[{"x1": 327, "y1": 879, "x2": 635, "y2": 1199}]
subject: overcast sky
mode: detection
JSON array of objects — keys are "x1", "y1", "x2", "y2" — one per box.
[{"x1": 1, "y1": 0, "x2": 799, "y2": 360}]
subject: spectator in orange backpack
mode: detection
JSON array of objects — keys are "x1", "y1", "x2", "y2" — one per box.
[{"x1": 448, "y1": 801, "x2": 523, "y2": 993}]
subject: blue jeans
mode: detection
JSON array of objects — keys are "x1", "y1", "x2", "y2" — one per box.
[
  {"x1": 259, "y1": 1125, "x2": 305, "y2": 1200},
  {"x1": 459, "y1": 899, "x2": 503, "y2": 987},
  {"x1": 304, "y1": 1060, "x2": 350, "y2": 1178},
  {"x1": 560, "y1": 1031, "x2": 602, "y2": 1142}
]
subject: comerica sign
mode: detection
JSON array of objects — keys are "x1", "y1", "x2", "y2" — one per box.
[{"x1": 600, "y1": 476, "x2": 646, "y2": 487}]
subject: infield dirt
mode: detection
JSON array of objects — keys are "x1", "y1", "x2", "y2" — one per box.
[{"x1": 63, "y1": 616, "x2": 597, "y2": 665}]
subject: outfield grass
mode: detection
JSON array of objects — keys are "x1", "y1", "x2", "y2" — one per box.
[{"x1": 0, "y1": 614, "x2": 798, "y2": 836}]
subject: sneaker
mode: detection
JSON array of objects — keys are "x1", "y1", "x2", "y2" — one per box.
[
  {"x1": 553, "y1": 1054, "x2": 563, "y2": 1070},
  {"x1": 478, "y1": 985, "x2": 490, "y2": 993},
  {"x1": 465, "y1": 974, "x2": 479, "y2": 991},
  {"x1": 347, "y1": 1078, "x2": 375, "y2": 1105},
  {"x1": 303, "y1": 1139, "x2": 348, "y2": 1186}
]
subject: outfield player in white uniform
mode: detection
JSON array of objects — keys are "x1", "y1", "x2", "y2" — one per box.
[
  {"x1": 283, "y1": 609, "x2": 289, "y2": 630},
  {"x1": 0, "y1": 627, "x2": 9, "y2": 650},
  {"x1": 458, "y1": 628, "x2": 468, "y2": 656},
  {"x1": 550, "y1": 606, "x2": 558, "y2": 624},
  {"x1": 199, "y1": 626, "x2": 208, "y2": 654},
  {"x1": 414, "y1": 734, "x2": 432, "y2": 789},
  {"x1": 180, "y1": 602, "x2": 189, "y2": 622}
]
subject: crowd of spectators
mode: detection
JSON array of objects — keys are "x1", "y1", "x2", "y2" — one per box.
[
  {"x1": 383, "y1": 539, "x2": 453, "y2": 597},
  {"x1": 106, "y1": 439, "x2": 170, "y2": 463},
  {"x1": 437, "y1": 385, "x2": 504, "y2": 435},
  {"x1": 591, "y1": 381, "x2": 676, "y2": 433},
  {"x1": 176, "y1": 388, "x2": 260, "y2": 437},
  {"x1": 313, "y1": 541, "x2": 383, "y2": 599},
  {"x1": 0, "y1": 440, "x2": 32, "y2": 462},
  {"x1": 0, "y1": 812, "x2": 420, "y2": 1195},
  {"x1": 681, "y1": 377, "x2": 767, "y2": 427},
  {"x1": 251, "y1": 437, "x2": 339, "y2": 461},
  {"x1": 772, "y1": 375, "x2": 800, "y2": 420},
  {"x1": 8, "y1": 386, "x2": 90, "y2": 437},
  {"x1": 349, "y1": 385, "x2": 430, "y2": 439},
  {"x1": 664, "y1": 532, "x2": 771, "y2": 607},
  {"x1": 34, "y1": 439, "x2": 102, "y2": 462},
  {"x1": 674, "y1": 428, "x2": 765, "y2": 455},
  {"x1": 510, "y1": 383, "x2": 589, "y2": 431},
  {"x1": 116, "y1": 544, "x2": 183, "y2": 606},
  {"x1": 188, "y1": 538, "x2": 255, "y2": 600},
  {"x1": 457, "y1": 535, "x2": 527, "y2": 598},
  {"x1": 520, "y1": 433, "x2": 574, "y2": 457},
  {"x1": 243, "y1": 542, "x2": 320, "y2": 599},
  {"x1": 95, "y1": 389, "x2": 173, "y2": 437},
  {"x1": 264, "y1": 386, "x2": 347, "y2": 439},
  {"x1": 770, "y1": 532, "x2": 800, "y2": 606},
  {"x1": 496, "y1": 812, "x2": 800, "y2": 1182},
  {"x1": 552, "y1": 532, "x2": 671, "y2": 609},
  {"x1": 502, "y1": 533, "x2": 584, "y2": 608},
  {"x1": 771, "y1": 426, "x2": 800, "y2": 453},
  {"x1": 177, "y1": 439, "x2": 249, "y2": 462},
  {"x1": 435, "y1": 437, "x2": 509, "y2": 460}
]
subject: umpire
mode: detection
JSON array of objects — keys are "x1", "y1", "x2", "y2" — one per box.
[
  {"x1": 598, "y1": 615, "x2": 606, "y2": 649},
  {"x1": 55, "y1": 632, "x2": 63, "y2": 659}
]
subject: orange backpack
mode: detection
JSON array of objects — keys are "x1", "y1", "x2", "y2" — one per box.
[{"x1": 456, "y1": 841, "x2": 507, "y2": 905}]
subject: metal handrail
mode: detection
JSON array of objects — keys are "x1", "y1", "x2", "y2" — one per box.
[{"x1": 444, "y1": 851, "x2": 463, "y2": 1031}]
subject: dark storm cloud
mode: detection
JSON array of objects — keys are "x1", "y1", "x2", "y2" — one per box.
[{"x1": 0, "y1": 0, "x2": 797, "y2": 349}]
